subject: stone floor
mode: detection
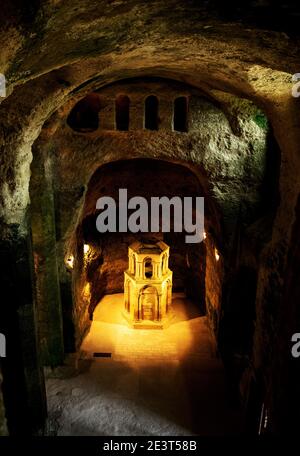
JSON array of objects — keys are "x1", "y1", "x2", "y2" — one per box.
[{"x1": 46, "y1": 293, "x2": 243, "y2": 435}]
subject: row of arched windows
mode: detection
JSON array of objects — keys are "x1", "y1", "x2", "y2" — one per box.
[
  {"x1": 67, "y1": 94, "x2": 189, "y2": 132},
  {"x1": 115, "y1": 95, "x2": 188, "y2": 132},
  {"x1": 131, "y1": 255, "x2": 169, "y2": 280}
]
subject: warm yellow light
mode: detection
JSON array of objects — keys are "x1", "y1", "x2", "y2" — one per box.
[
  {"x1": 203, "y1": 231, "x2": 207, "y2": 240},
  {"x1": 84, "y1": 244, "x2": 90, "y2": 254},
  {"x1": 65, "y1": 255, "x2": 74, "y2": 269},
  {"x1": 124, "y1": 240, "x2": 172, "y2": 328},
  {"x1": 82, "y1": 282, "x2": 91, "y2": 299},
  {"x1": 214, "y1": 248, "x2": 220, "y2": 262}
]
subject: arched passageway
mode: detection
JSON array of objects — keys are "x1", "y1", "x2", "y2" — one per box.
[{"x1": 44, "y1": 156, "x2": 242, "y2": 435}]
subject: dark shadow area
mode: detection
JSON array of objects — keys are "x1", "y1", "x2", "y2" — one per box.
[
  {"x1": 60, "y1": 282, "x2": 76, "y2": 352},
  {"x1": 173, "y1": 96, "x2": 188, "y2": 132},
  {"x1": 67, "y1": 93, "x2": 101, "y2": 132},
  {"x1": 210, "y1": 0, "x2": 300, "y2": 35},
  {"x1": 115, "y1": 95, "x2": 130, "y2": 131},
  {"x1": 0, "y1": 229, "x2": 46, "y2": 435},
  {"x1": 145, "y1": 95, "x2": 159, "y2": 130},
  {"x1": 218, "y1": 266, "x2": 258, "y2": 405}
]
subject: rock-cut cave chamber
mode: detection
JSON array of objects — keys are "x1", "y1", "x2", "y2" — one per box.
[{"x1": 0, "y1": 0, "x2": 300, "y2": 437}]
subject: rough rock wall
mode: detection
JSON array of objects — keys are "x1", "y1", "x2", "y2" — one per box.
[
  {"x1": 37, "y1": 79, "x2": 270, "y2": 349},
  {"x1": 205, "y1": 236, "x2": 223, "y2": 337},
  {"x1": 52, "y1": 80, "x2": 269, "y2": 246},
  {"x1": 0, "y1": 0, "x2": 299, "y2": 434},
  {"x1": 0, "y1": 1, "x2": 298, "y2": 228}
]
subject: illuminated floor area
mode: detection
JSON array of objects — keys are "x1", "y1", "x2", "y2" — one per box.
[{"x1": 46, "y1": 293, "x2": 242, "y2": 435}]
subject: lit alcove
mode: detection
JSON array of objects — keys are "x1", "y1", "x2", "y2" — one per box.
[
  {"x1": 123, "y1": 240, "x2": 173, "y2": 328},
  {"x1": 71, "y1": 158, "x2": 214, "y2": 326},
  {"x1": 54, "y1": 158, "x2": 227, "y2": 436}
]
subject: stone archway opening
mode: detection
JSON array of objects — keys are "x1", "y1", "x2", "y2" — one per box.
[
  {"x1": 0, "y1": 0, "x2": 298, "y2": 438},
  {"x1": 25, "y1": 74, "x2": 280, "y2": 436},
  {"x1": 17, "y1": 64, "x2": 282, "y2": 437},
  {"x1": 144, "y1": 258, "x2": 153, "y2": 279},
  {"x1": 47, "y1": 158, "x2": 233, "y2": 436},
  {"x1": 68, "y1": 158, "x2": 223, "y2": 338}
]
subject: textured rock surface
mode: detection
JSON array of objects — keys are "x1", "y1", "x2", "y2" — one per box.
[
  {"x1": 0, "y1": 0, "x2": 300, "y2": 435},
  {"x1": 0, "y1": 1, "x2": 299, "y2": 228},
  {"x1": 39, "y1": 79, "x2": 271, "y2": 349}
]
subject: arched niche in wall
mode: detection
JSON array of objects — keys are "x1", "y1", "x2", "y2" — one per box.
[
  {"x1": 115, "y1": 95, "x2": 130, "y2": 131},
  {"x1": 67, "y1": 93, "x2": 101, "y2": 132},
  {"x1": 173, "y1": 96, "x2": 188, "y2": 132},
  {"x1": 145, "y1": 95, "x2": 159, "y2": 130},
  {"x1": 144, "y1": 257, "x2": 153, "y2": 279}
]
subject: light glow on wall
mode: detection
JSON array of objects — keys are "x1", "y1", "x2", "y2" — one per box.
[
  {"x1": 124, "y1": 240, "x2": 173, "y2": 328},
  {"x1": 214, "y1": 248, "x2": 220, "y2": 262},
  {"x1": 84, "y1": 244, "x2": 90, "y2": 254},
  {"x1": 65, "y1": 254, "x2": 74, "y2": 269},
  {"x1": 82, "y1": 282, "x2": 91, "y2": 300}
]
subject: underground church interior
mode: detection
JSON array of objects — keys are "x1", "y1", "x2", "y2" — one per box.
[{"x1": 0, "y1": 0, "x2": 300, "y2": 437}]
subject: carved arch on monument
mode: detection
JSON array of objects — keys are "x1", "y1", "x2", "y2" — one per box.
[{"x1": 138, "y1": 286, "x2": 158, "y2": 321}]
